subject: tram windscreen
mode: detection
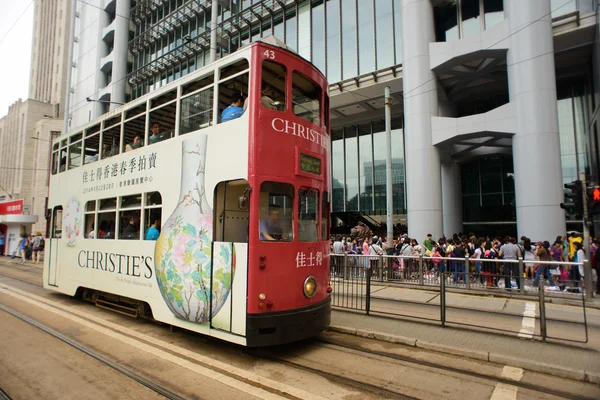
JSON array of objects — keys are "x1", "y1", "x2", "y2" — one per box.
[{"x1": 259, "y1": 182, "x2": 294, "y2": 242}]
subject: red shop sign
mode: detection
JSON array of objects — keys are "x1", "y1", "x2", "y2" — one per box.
[{"x1": 0, "y1": 199, "x2": 24, "y2": 215}]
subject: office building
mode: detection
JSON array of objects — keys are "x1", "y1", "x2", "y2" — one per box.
[{"x1": 65, "y1": 0, "x2": 600, "y2": 240}]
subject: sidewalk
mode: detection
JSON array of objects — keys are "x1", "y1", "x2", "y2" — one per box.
[{"x1": 330, "y1": 307, "x2": 600, "y2": 383}]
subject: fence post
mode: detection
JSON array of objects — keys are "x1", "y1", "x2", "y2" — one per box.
[
  {"x1": 539, "y1": 279, "x2": 546, "y2": 341},
  {"x1": 464, "y1": 257, "x2": 470, "y2": 290},
  {"x1": 366, "y1": 262, "x2": 371, "y2": 315},
  {"x1": 440, "y1": 272, "x2": 446, "y2": 327},
  {"x1": 378, "y1": 254, "x2": 383, "y2": 281},
  {"x1": 419, "y1": 254, "x2": 424, "y2": 286},
  {"x1": 343, "y1": 253, "x2": 348, "y2": 280},
  {"x1": 518, "y1": 258, "x2": 525, "y2": 295}
]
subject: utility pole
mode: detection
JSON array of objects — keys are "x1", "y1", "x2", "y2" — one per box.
[
  {"x1": 384, "y1": 87, "x2": 393, "y2": 251},
  {"x1": 579, "y1": 172, "x2": 593, "y2": 301}
]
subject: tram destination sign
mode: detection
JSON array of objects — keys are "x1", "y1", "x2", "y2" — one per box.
[{"x1": 299, "y1": 153, "x2": 321, "y2": 175}]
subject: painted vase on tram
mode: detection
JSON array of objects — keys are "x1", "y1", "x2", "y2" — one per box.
[{"x1": 154, "y1": 135, "x2": 234, "y2": 323}]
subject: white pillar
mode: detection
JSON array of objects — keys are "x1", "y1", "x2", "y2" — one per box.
[
  {"x1": 441, "y1": 162, "x2": 463, "y2": 237},
  {"x1": 93, "y1": 10, "x2": 109, "y2": 119},
  {"x1": 111, "y1": 0, "x2": 131, "y2": 108},
  {"x1": 402, "y1": 0, "x2": 443, "y2": 241},
  {"x1": 505, "y1": 0, "x2": 565, "y2": 240}
]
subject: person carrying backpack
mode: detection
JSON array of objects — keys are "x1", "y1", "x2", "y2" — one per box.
[{"x1": 32, "y1": 232, "x2": 45, "y2": 264}]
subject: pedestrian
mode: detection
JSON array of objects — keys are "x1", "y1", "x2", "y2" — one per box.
[
  {"x1": 25, "y1": 234, "x2": 34, "y2": 261},
  {"x1": 523, "y1": 239, "x2": 536, "y2": 279},
  {"x1": 15, "y1": 233, "x2": 28, "y2": 263},
  {"x1": 452, "y1": 241, "x2": 467, "y2": 284},
  {"x1": 0, "y1": 229, "x2": 5, "y2": 256},
  {"x1": 31, "y1": 232, "x2": 45, "y2": 264},
  {"x1": 369, "y1": 236, "x2": 384, "y2": 273},
  {"x1": 499, "y1": 237, "x2": 522, "y2": 290},
  {"x1": 573, "y1": 241, "x2": 585, "y2": 290},
  {"x1": 533, "y1": 241, "x2": 555, "y2": 287}
]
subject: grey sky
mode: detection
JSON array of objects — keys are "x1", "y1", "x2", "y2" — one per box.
[{"x1": 0, "y1": 0, "x2": 34, "y2": 118}]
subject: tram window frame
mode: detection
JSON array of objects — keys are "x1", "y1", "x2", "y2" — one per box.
[
  {"x1": 52, "y1": 206, "x2": 63, "y2": 239},
  {"x1": 180, "y1": 86, "x2": 214, "y2": 135},
  {"x1": 83, "y1": 124, "x2": 101, "y2": 165},
  {"x1": 322, "y1": 191, "x2": 330, "y2": 241},
  {"x1": 143, "y1": 192, "x2": 162, "y2": 241},
  {"x1": 220, "y1": 59, "x2": 249, "y2": 81},
  {"x1": 125, "y1": 102, "x2": 147, "y2": 120},
  {"x1": 149, "y1": 101, "x2": 176, "y2": 143},
  {"x1": 259, "y1": 181, "x2": 294, "y2": 242},
  {"x1": 291, "y1": 71, "x2": 322, "y2": 125},
  {"x1": 123, "y1": 114, "x2": 146, "y2": 153},
  {"x1": 101, "y1": 123, "x2": 122, "y2": 159},
  {"x1": 84, "y1": 200, "x2": 97, "y2": 239},
  {"x1": 217, "y1": 71, "x2": 249, "y2": 124},
  {"x1": 119, "y1": 194, "x2": 141, "y2": 240},
  {"x1": 261, "y1": 60, "x2": 287, "y2": 112},
  {"x1": 68, "y1": 132, "x2": 83, "y2": 170},
  {"x1": 298, "y1": 188, "x2": 319, "y2": 243}
]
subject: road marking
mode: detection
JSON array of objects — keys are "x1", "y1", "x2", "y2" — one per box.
[
  {"x1": 517, "y1": 302, "x2": 536, "y2": 339},
  {"x1": 490, "y1": 366, "x2": 524, "y2": 400},
  {"x1": 0, "y1": 283, "x2": 327, "y2": 400}
]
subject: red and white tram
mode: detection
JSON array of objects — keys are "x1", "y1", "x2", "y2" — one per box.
[{"x1": 45, "y1": 39, "x2": 331, "y2": 346}]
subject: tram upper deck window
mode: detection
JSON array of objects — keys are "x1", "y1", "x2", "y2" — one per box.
[
  {"x1": 83, "y1": 124, "x2": 100, "y2": 165},
  {"x1": 51, "y1": 142, "x2": 59, "y2": 175},
  {"x1": 180, "y1": 74, "x2": 214, "y2": 135},
  {"x1": 218, "y1": 59, "x2": 249, "y2": 123},
  {"x1": 261, "y1": 60, "x2": 287, "y2": 111},
  {"x1": 149, "y1": 92, "x2": 176, "y2": 143},
  {"x1": 259, "y1": 182, "x2": 294, "y2": 242},
  {"x1": 68, "y1": 132, "x2": 83, "y2": 170},
  {"x1": 102, "y1": 123, "x2": 121, "y2": 159},
  {"x1": 123, "y1": 114, "x2": 146, "y2": 153},
  {"x1": 292, "y1": 72, "x2": 321, "y2": 125},
  {"x1": 298, "y1": 188, "x2": 319, "y2": 242}
]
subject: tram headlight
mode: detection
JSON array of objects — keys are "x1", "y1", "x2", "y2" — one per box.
[{"x1": 303, "y1": 276, "x2": 317, "y2": 299}]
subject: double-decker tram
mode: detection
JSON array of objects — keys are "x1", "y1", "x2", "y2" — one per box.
[{"x1": 45, "y1": 39, "x2": 331, "y2": 346}]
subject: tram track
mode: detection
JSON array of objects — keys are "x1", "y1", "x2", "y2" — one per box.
[
  {"x1": 308, "y1": 337, "x2": 592, "y2": 400},
  {"x1": 0, "y1": 303, "x2": 187, "y2": 400}
]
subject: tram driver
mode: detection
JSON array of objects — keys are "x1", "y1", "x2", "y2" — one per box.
[{"x1": 260, "y1": 205, "x2": 284, "y2": 241}]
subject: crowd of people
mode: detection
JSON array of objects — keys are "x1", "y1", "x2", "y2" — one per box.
[
  {"x1": 331, "y1": 232, "x2": 600, "y2": 295},
  {"x1": 0, "y1": 232, "x2": 46, "y2": 264}
]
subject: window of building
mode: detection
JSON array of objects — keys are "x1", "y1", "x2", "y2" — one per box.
[
  {"x1": 261, "y1": 60, "x2": 287, "y2": 112},
  {"x1": 298, "y1": 188, "x2": 319, "y2": 242},
  {"x1": 292, "y1": 71, "x2": 321, "y2": 125},
  {"x1": 259, "y1": 181, "x2": 294, "y2": 242}
]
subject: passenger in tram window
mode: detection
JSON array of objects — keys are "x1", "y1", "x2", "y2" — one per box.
[
  {"x1": 145, "y1": 219, "x2": 160, "y2": 240},
  {"x1": 261, "y1": 84, "x2": 277, "y2": 110},
  {"x1": 221, "y1": 94, "x2": 245, "y2": 122},
  {"x1": 260, "y1": 205, "x2": 283, "y2": 241},
  {"x1": 98, "y1": 221, "x2": 107, "y2": 239},
  {"x1": 88, "y1": 224, "x2": 96, "y2": 239},
  {"x1": 122, "y1": 215, "x2": 139, "y2": 239},
  {"x1": 101, "y1": 144, "x2": 115, "y2": 159},
  {"x1": 125, "y1": 135, "x2": 144, "y2": 152},
  {"x1": 149, "y1": 122, "x2": 162, "y2": 144}
]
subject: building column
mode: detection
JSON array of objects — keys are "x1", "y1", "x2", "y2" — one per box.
[
  {"x1": 111, "y1": 0, "x2": 131, "y2": 108},
  {"x1": 93, "y1": 10, "x2": 110, "y2": 119},
  {"x1": 441, "y1": 162, "x2": 463, "y2": 237},
  {"x1": 402, "y1": 0, "x2": 443, "y2": 241},
  {"x1": 505, "y1": 0, "x2": 565, "y2": 240}
]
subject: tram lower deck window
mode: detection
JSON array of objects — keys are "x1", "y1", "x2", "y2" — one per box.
[{"x1": 259, "y1": 182, "x2": 294, "y2": 242}]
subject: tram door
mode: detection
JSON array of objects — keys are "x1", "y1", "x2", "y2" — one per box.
[
  {"x1": 47, "y1": 206, "x2": 62, "y2": 287},
  {"x1": 211, "y1": 180, "x2": 250, "y2": 335}
]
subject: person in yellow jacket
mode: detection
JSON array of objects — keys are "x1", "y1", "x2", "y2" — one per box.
[{"x1": 569, "y1": 235, "x2": 582, "y2": 261}]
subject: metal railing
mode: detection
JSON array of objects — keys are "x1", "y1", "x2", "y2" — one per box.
[{"x1": 329, "y1": 254, "x2": 589, "y2": 343}]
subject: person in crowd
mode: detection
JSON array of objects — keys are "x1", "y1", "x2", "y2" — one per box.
[
  {"x1": 572, "y1": 241, "x2": 585, "y2": 289},
  {"x1": 14, "y1": 233, "x2": 28, "y2": 263},
  {"x1": 145, "y1": 219, "x2": 161, "y2": 240},
  {"x1": 473, "y1": 239, "x2": 485, "y2": 284},
  {"x1": 423, "y1": 233, "x2": 433, "y2": 253},
  {"x1": 452, "y1": 241, "x2": 467, "y2": 284},
  {"x1": 125, "y1": 135, "x2": 144, "y2": 152},
  {"x1": 369, "y1": 235, "x2": 384, "y2": 272},
  {"x1": 533, "y1": 241, "x2": 555, "y2": 287},
  {"x1": 260, "y1": 205, "x2": 284, "y2": 241},
  {"x1": 31, "y1": 232, "x2": 45, "y2": 264},
  {"x1": 25, "y1": 234, "x2": 34, "y2": 261},
  {"x1": 593, "y1": 239, "x2": 600, "y2": 295},
  {"x1": 121, "y1": 215, "x2": 140, "y2": 239},
  {"x1": 261, "y1": 84, "x2": 277, "y2": 110},
  {"x1": 221, "y1": 94, "x2": 245, "y2": 122},
  {"x1": 0, "y1": 229, "x2": 5, "y2": 256},
  {"x1": 522, "y1": 239, "x2": 536, "y2": 279},
  {"x1": 499, "y1": 237, "x2": 522, "y2": 290}
]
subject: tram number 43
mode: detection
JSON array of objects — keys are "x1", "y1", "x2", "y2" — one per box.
[{"x1": 264, "y1": 50, "x2": 276, "y2": 59}]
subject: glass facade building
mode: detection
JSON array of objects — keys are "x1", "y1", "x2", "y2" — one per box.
[{"x1": 69, "y1": 0, "x2": 600, "y2": 237}]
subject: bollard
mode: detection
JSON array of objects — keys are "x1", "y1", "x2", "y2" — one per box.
[
  {"x1": 464, "y1": 257, "x2": 470, "y2": 290},
  {"x1": 518, "y1": 258, "x2": 525, "y2": 295},
  {"x1": 440, "y1": 272, "x2": 447, "y2": 327},
  {"x1": 419, "y1": 254, "x2": 424, "y2": 286},
  {"x1": 539, "y1": 279, "x2": 546, "y2": 341}
]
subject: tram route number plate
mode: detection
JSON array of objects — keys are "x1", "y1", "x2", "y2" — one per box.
[{"x1": 299, "y1": 153, "x2": 321, "y2": 175}]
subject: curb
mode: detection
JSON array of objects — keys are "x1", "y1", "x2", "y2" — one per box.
[{"x1": 329, "y1": 325, "x2": 596, "y2": 383}]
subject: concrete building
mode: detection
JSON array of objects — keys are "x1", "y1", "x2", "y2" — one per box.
[
  {"x1": 65, "y1": 0, "x2": 600, "y2": 241},
  {"x1": 29, "y1": 0, "x2": 72, "y2": 118}
]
